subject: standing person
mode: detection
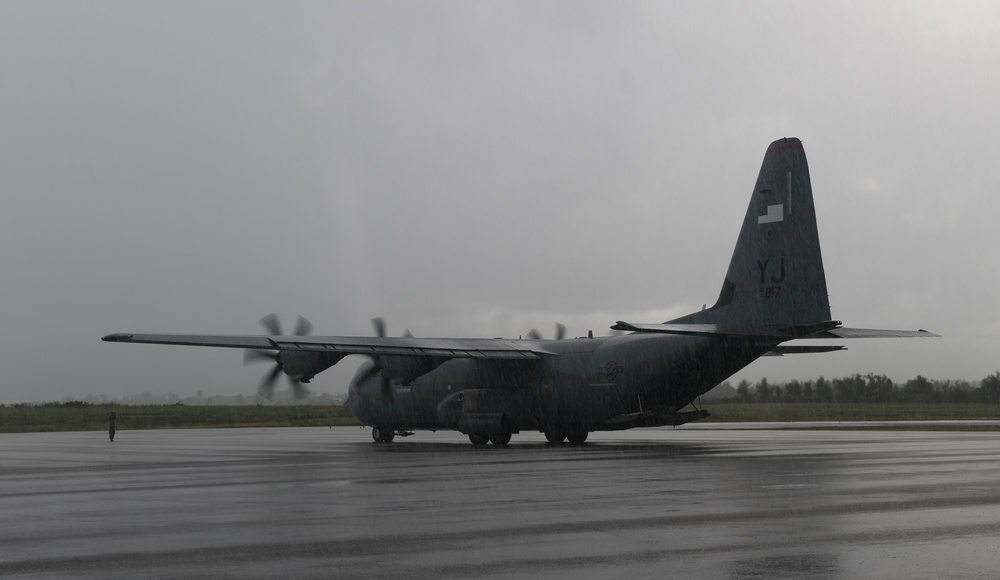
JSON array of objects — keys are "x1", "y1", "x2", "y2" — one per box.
[{"x1": 109, "y1": 411, "x2": 116, "y2": 442}]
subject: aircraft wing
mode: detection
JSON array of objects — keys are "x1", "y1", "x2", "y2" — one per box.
[{"x1": 101, "y1": 333, "x2": 553, "y2": 359}]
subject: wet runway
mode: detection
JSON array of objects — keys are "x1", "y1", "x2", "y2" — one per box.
[{"x1": 3, "y1": 426, "x2": 1000, "y2": 579}]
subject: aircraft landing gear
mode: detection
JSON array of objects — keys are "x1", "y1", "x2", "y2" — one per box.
[
  {"x1": 566, "y1": 428, "x2": 589, "y2": 444},
  {"x1": 468, "y1": 428, "x2": 511, "y2": 446},
  {"x1": 543, "y1": 429, "x2": 565, "y2": 444},
  {"x1": 372, "y1": 426, "x2": 395, "y2": 443},
  {"x1": 489, "y1": 430, "x2": 512, "y2": 446}
]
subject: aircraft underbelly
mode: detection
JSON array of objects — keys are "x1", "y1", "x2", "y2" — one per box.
[{"x1": 588, "y1": 334, "x2": 771, "y2": 412}]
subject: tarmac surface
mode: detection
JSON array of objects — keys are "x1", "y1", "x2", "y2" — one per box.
[{"x1": 2, "y1": 426, "x2": 1000, "y2": 579}]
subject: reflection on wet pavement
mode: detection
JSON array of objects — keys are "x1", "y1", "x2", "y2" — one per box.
[{"x1": 2, "y1": 427, "x2": 999, "y2": 579}]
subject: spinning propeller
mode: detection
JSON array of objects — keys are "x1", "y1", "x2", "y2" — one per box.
[
  {"x1": 526, "y1": 323, "x2": 567, "y2": 341},
  {"x1": 244, "y1": 314, "x2": 313, "y2": 401},
  {"x1": 356, "y1": 317, "x2": 411, "y2": 399}
]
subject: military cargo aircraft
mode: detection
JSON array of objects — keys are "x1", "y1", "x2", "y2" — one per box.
[{"x1": 104, "y1": 138, "x2": 937, "y2": 445}]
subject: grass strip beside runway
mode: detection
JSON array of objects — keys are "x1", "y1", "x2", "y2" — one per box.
[{"x1": 0, "y1": 404, "x2": 361, "y2": 433}]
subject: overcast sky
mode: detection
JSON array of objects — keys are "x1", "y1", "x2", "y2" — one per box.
[{"x1": 2, "y1": 1, "x2": 998, "y2": 403}]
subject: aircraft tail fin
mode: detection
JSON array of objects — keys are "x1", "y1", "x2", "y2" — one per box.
[{"x1": 671, "y1": 137, "x2": 832, "y2": 331}]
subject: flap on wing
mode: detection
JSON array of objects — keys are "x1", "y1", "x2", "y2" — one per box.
[{"x1": 102, "y1": 333, "x2": 553, "y2": 359}]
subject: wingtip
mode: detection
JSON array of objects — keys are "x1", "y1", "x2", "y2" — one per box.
[{"x1": 102, "y1": 333, "x2": 133, "y2": 342}]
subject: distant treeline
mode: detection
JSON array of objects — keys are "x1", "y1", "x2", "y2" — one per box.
[
  {"x1": 7, "y1": 372, "x2": 1000, "y2": 409},
  {"x1": 4, "y1": 391, "x2": 346, "y2": 407},
  {"x1": 709, "y1": 371, "x2": 1000, "y2": 405},
  {"x1": 2, "y1": 401, "x2": 120, "y2": 408}
]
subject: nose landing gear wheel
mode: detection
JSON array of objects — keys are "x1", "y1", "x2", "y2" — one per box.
[{"x1": 372, "y1": 426, "x2": 395, "y2": 443}]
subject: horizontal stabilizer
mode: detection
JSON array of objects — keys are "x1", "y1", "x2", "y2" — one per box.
[
  {"x1": 763, "y1": 345, "x2": 847, "y2": 356},
  {"x1": 610, "y1": 320, "x2": 842, "y2": 339},
  {"x1": 610, "y1": 321, "x2": 784, "y2": 338},
  {"x1": 611, "y1": 321, "x2": 939, "y2": 340},
  {"x1": 801, "y1": 327, "x2": 941, "y2": 339}
]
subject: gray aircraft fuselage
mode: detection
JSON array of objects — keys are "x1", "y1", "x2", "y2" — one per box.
[{"x1": 345, "y1": 332, "x2": 770, "y2": 440}]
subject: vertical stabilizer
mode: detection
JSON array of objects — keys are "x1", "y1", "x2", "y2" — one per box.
[{"x1": 672, "y1": 137, "x2": 831, "y2": 330}]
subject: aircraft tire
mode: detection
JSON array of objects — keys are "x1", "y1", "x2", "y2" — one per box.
[
  {"x1": 372, "y1": 426, "x2": 395, "y2": 443},
  {"x1": 566, "y1": 428, "x2": 589, "y2": 444},
  {"x1": 543, "y1": 430, "x2": 565, "y2": 444},
  {"x1": 489, "y1": 430, "x2": 512, "y2": 446},
  {"x1": 468, "y1": 432, "x2": 490, "y2": 445}
]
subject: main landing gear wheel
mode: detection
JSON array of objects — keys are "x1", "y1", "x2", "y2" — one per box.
[
  {"x1": 489, "y1": 430, "x2": 512, "y2": 446},
  {"x1": 468, "y1": 432, "x2": 490, "y2": 445},
  {"x1": 372, "y1": 426, "x2": 395, "y2": 443},
  {"x1": 544, "y1": 430, "x2": 565, "y2": 444},
  {"x1": 566, "y1": 428, "x2": 589, "y2": 444}
]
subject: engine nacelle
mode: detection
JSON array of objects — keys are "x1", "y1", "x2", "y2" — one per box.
[
  {"x1": 277, "y1": 351, "x2": 344, "y2": 383},
  {"x1": 378, "y1": 356, "x2": 446, "y2": 385}
]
